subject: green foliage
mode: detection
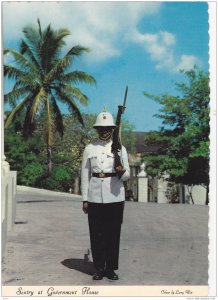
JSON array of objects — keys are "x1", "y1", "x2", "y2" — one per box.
[
  {"x1": 143, "y1": 66, "x2": 209, "y2": 187},
  {"x1": 53, "y1": 114, "x2": 98, "y2": 176},
  {"x1": 37, "y1": 166, "x2": 73, "y2": 192},
  {"x1": 4, "y1": 112, "x2": 136, "y2": 192},
  {"x1": 20, "y1": 163, "x2": 44, "y2": 186},
  {"x1": 121, "y1": 119, "x2": 136, "y2": 153},
  {"x1": 5, "y1": 123, "x2": 45, "y2": 186},
  {"x1": 165, "y1": 182, "x2": 180, "y2": 204}
]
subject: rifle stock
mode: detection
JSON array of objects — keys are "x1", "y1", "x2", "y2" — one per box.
[{"x1": 111, "y1": 86, "x2": 128, "y2": 178}]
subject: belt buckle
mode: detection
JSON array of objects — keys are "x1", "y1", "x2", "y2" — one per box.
[{"x1": 99, "y1": 171, "x2": 105, "y2": 178}]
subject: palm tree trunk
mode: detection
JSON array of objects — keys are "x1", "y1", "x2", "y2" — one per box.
[{"x1": 47, "y1": 145, "x2": 52, "y2": 176}]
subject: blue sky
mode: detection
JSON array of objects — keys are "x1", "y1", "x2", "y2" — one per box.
[{"x1": 3, "y1": 1, "x2": 209, "y2": 131}]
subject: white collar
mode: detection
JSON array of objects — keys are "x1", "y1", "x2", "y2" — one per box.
[{"x1": 97, "y1": 138, "x2": 112, "y2": 146}]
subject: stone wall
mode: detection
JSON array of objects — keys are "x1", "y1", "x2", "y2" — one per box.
[{"x1": 136, "y1": 166, "x2": 207, "y2": 205}]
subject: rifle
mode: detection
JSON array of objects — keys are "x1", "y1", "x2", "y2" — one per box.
[{"x1": 111, "y1": 86, "x2": 128, "y2": 178}]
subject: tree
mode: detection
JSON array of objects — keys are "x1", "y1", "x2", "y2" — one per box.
[
  {"x1": 143, "y1": 66, "x2": 209, "y2": 204},
  {"x1": 5, "y1": 111, "x2": 136, "y2": 193},
  {"x1": 4, "y1": 19, "x2": 96, "y2": 176},
  {"x1": 4, "y1": 121, "x2": 45, "y2": 186},
  {"x1": 121, "y1": 119, "x2": 136, "y2": 154}
]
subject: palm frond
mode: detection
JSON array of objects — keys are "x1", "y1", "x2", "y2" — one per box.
[
  {"x1": 67, "y1": 45, "x2": 91, "y2": 56},
  {"x1": 20, "y1": 39, "x2": 41, "y2": 70},
  {"x1": 59, "y1": 84, "x2": 89, "y2": 106},
  {"x1": 10, "y1": 72, "x2": 41, "y2": 92},
  {"x1": 50, "y1": 94, "x2": 64, "y2": 138},
  {"x1": 44, "y1": 55, "x2": 73, "y2": 83},
  {"x1": 40, "y1": 24, "x2": 68, "y2": 72},
  {"x1": 4, "y1": 65, "x2": 40, "y2": 92},
  {"x1": 4, "y1": 48, "x2": 37, "y2": 71},
  {"x1": 46, "y1": 45, "x2": 91, "y2": 82},
  {"x1": 54, "y1": 87, "x2": 84, "y2": 125},
  {"x1": 4, "y1": 65, "x2": 26, "y2": 79},
  {"x1": 60, "y1": 71, "x2": 96, "y2": 85},
  {"x1": 22, "y1": 25, "x2": 40, "y2": 52},
  {"x1": 37, "y1": 18, "x2": 42, "y2": 37},
  {"x1": 55, "y1": 28, "x2": 71, "y2": 44},
  {"x1": 4, "y1": 20, "x2": 94, "y2": 145},
  {"x1": 29, "y1": 87, "x2": 46, "y2": 122},
  {"x1": 22, "y1": 102, "x2": 37, "y2": 138},
  {"x1": 4, "y1": 86, "x2": 30, "y2": 106},
  {"x1": 4, "y1": 94, "x2": 32, "y2": 128}
]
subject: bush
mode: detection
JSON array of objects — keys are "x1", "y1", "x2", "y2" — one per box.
[{"x1": 37, "y1": 166, "x2": 73, "y2": 192}]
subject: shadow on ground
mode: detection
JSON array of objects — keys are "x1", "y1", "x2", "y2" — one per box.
[{"x1": 61, "y1": 256, "x2": 95, "y2": 276}]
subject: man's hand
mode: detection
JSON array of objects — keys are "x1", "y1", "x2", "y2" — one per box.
[
  {"x1": 116, "y1": 166, "x2": 126, "y2": 179},
  {"x1": 83, "y1": 201, "x2": 89, "y2": 214}
]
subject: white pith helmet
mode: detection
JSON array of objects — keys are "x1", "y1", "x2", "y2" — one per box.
[{"x1": 93, "y1": 110, "x2": 116, "y2": 128}]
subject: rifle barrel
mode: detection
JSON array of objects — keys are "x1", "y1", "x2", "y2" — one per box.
[{"x1": 123, "y1": 86, "x2": 128, "y2": 108}]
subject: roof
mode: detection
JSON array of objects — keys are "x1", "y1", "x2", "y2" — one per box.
[
  {"x1": 135, "y1": 132, "x2": 147, "y2": 153},
  {"x1": 128, "y1": 132, "x2": 160, "y2": 154}
]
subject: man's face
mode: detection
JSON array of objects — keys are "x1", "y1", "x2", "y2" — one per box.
[{"x1": 96, "y1": 127, "x2": 114, "y2": 140}]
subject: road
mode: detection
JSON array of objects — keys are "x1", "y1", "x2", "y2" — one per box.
[{"x1": 2, "y1": 186, "x2": 208, "y2": 286}]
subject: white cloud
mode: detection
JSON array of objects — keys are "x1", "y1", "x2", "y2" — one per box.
[
  {"x1": 174, "y1": 55, "x2": 200, "y2": 72},
  {"x1": 2, "y1": 1, "x2": 199, "y2": 71},
  {"x1": 2, "y1": 1, "x2": 161, "y2": 62},
  {"x1": 131, "y1": 30, "x2": 199, "y2": 72},
  {"x1": 160, "y1": 31, "x2": 176, "y2": 46}
]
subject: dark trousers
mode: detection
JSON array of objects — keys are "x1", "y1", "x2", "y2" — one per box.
[{"x1": 88, "y1": 202, "x2": 124, "y2": 271}]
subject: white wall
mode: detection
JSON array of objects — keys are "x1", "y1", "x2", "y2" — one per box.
[
  {"x1": 184, "y1": 185, "x2": 207, "y2": 205},
  {"x1": 1, "y1": 170, "x2": 17, "y2": 253}
]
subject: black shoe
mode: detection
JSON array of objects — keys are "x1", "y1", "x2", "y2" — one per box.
[
  {"x1": 105, "y1": 270, "x2": 119, "y2": 280},
  {"x1": 92, "y1": 270, "x2": 104, "y2": 280}
]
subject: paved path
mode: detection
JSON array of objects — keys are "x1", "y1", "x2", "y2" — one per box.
[{"x1": 2, "y1": 187, "x2": 208, "y2": 286}]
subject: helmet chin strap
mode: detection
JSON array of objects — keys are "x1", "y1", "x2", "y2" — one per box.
[{"x1": 99, "y1": 131, "x2": 112, "y2": 141}]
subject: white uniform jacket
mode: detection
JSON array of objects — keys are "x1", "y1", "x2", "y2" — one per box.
[{"x1": 81, "y1": 139, "x2": 130, "y2": 204}]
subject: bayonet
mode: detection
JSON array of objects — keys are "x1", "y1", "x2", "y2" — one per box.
[
  {"x1": 123, "y1": 85, "x2": 128, "y2": 109},
  {"x1": 111, "y1": 86, "x2": 129, "y2": 178}
]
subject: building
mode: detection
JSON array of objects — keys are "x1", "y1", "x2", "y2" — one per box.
[{"x1": 125, "y1": 132, "x2": 207, "y2": 205}]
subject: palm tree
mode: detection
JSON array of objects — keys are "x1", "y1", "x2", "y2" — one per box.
[{"x1": 4, "y1": 19, "x2": 96, "y2": 176}]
